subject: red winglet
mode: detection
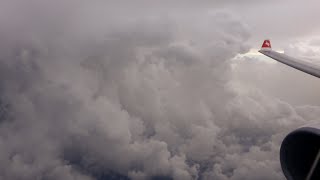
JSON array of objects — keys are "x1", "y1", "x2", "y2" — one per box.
[{"x1": 262, "y1": 40, "x2": 271, "y2": 48}]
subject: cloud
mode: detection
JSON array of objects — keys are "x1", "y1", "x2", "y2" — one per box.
[{"x1": 0, "y1": 1, "x2": 319, "y2": 180}]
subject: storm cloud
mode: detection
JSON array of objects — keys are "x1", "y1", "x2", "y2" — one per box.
[{"x1": 0, "y1": 0, "x2": 319, "y2": 180}]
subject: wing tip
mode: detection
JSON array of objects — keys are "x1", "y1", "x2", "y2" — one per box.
[{"x1": 260, "y1": 39, "x2": 272, "y2": 51}]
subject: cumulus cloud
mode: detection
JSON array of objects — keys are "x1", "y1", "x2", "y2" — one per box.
[{"x1": 0, "y1": 1, "x2": 319, "y2": 180}]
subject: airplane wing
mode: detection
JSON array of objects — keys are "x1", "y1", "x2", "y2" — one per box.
[{"x1": 258, "y1": 40, "x2": 320, "y2": 78}]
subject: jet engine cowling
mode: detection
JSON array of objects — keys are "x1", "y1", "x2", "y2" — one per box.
[{"x1": 280, "y1": 123, "x2": 320, "y2": 180}]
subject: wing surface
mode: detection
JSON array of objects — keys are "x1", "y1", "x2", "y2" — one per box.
[{"x1": 259, "y1": 40, "x2": 320, "y2": 78}]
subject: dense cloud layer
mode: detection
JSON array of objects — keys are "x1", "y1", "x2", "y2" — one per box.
[{"x1": 0, "y1": 1, "x2": 319, "y2": 180}]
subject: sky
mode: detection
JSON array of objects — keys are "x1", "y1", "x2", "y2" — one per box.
[{"x1": 0, "y1": 0, "x2": 320, "y2": 180}]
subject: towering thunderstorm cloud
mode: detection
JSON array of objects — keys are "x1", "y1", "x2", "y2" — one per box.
[{"x1": 0, "y1": 1, "x2": 319, "y2": 180}]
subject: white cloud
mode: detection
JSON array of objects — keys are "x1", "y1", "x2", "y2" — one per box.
[{"x1": 0, "y1": 1, "x2": 319, "y2": 180}]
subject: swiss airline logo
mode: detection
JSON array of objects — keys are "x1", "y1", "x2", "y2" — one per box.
[{"x1": 262, "y1": 40, "x2": 271, "y2": 48}]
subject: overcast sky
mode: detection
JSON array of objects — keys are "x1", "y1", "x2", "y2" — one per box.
[{"x1": 0, "y1": 0, "x2": 319, "y2": 180}]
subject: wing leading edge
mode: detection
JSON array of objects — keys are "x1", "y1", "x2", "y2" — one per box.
[{"x1": 259, "y1": 40, "x2": 320, "y2": 78}]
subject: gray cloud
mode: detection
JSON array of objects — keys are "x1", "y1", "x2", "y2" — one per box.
[{"x1": 0, "y1": 1, "x2": 319, "y2": 180}]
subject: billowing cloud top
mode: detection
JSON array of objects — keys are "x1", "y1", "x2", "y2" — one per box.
[{"x1": 0, "y1": 0, "x2": 319, "y2": 180}]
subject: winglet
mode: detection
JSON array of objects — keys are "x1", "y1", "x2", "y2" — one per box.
[{"x1": 261, "y1": 39, "x2": 272, "y2": 51}]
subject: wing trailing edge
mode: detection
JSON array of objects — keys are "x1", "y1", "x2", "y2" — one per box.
[{"x1": 259, "y1": 40, "x2": 320, "y2": 78}]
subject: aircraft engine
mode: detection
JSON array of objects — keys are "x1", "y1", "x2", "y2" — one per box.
[{"x1": 280, "y1": 123, "x2": 320, "y2": 180}]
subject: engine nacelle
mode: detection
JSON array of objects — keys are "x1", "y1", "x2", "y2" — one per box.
[{"x1": 280, "y1": 123, "x2": 320, "y2": 180}]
